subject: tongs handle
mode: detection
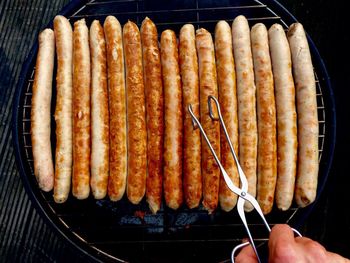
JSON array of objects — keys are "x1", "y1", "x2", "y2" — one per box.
[{"x1": 231, "y1": 228, "x2": 302, "y2": 263}]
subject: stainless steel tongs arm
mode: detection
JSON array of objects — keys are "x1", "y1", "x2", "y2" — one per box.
[
  {"x1": 188, "y1": 96, "x2": 302, "y2": 263},
  {"x1": 207, "y1": 95, "x2": 248, "y2": 192},
  {"x1": 206, "y1": 95, "x2": 270, "y2": 230},
  {"x1": 188, "y1": 104, "x2": 242, "y2": 196}
]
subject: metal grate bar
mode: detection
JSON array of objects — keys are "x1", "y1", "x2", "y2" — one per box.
[{"x1": 71, "y1": 5, "x2": 268, "y2": 19}]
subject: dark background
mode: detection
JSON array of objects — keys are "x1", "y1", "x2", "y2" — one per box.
[{"x1": 0, "y1": 0, "x2": 349, "y2": 261}]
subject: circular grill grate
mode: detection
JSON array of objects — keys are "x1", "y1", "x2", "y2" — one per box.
[{"x1": 13, "y1": 0, "x2": 332, "y2": 262}]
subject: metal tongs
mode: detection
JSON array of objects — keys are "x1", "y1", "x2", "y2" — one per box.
[{"x1": 188, "y1": 95, "x2": 302, "y2": 263}]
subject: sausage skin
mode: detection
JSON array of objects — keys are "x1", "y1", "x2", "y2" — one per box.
[
  {"x1": 31, "y1": 28, "x2": 55, "y2": 192},
  {"x1": 141, "y1": 17, "x2": 164, "y2": 213},
  {"x1": 215, "y1": 20, "x2": 239, "y2": 212},
  {"x1": 161, "y1": 29, "x2": 183, "y2": 210},
  {"x1": 123, "y1": 21, "x2": 147, "y2": 204},
  {"x1": 251, "y1": 23, "x2": 277, "y2": 214},
  {"x1": 288, "y1": 23, "x2": 319, "y2": 208},
  {"x1": 268, "y1": 23, "x2": 297, "y2": 211},
  {"x1": 104, "y1": 16, "x2": 127, "y2": 201},
  {"x1": 179, "y1": 24, "x2": 202, "y2": 209},
  {"x1": 196, "y1": 28, "x2": 220, "y2": 213},
  {"x1": 90, "y1": 20, "x2": 109, "y2": 199},
  {"x1": 232, "y1": 15, "x2": 257, "y2": 212},
  {"x1": 53, "y1": 16, "x2": 73, "y2": 202},
  {"x1": 72, "y1": 19, "x2": 91, "y2": 200}
]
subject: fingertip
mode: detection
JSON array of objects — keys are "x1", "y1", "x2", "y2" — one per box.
[
  {"x1": 271, "y1": 224, "x2": 294, "y2": 235},
  {"x1": 269, "y1": 224, "x2": 296, "y2": 260},
  {"x1": 235, "y1": 243, "x2": 258, "y2": 263}
]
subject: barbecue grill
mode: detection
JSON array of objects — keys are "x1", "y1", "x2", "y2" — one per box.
[{"x1": 12, "y1": 0, "x2": 336, "y2": 262}]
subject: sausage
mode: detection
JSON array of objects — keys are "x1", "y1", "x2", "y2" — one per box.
[
  {"x1": 287, "y1": 23, "x2": 319, "y2": 208},
  {"x1": 231, "y1": 15, "x2": 257, "y2": 212},
  {"x1": 179, "y1": 24, "x2": 202, "y2": 209},
  {"x1": 268, "y1": 23, "x2": 297, "y2": 211},
  {"x1": 251, "y1": 23, "x2": 277, "y2": 214},
  {"x1": 123, "y1": 21, "x2": 147, "y2": 204},
  {"x1": 31, "y1": 28, "x2": 55, "y2": 192},
  {"x1": 53, "y1": 16, "x2": 72, "y2": 202},
  {"x1": 214, "y1": 21, "x2": 239, "y2": 212},
  {"x1": 196, "y1": 28, "x2": 220, "y2": 213},
  {"x1": 104, "y1": 16, "x2": 127, "y2": 201},
  {"x1": 90, "y1": 20, "x2": 109, "y2": 199},
  {"x1": 141, "y1": 17, "x2": 164, "y2": 213},
  {"x1": 72, "y1": 19, "x2": 91, "y2": 200},
  {"x1": 161, "y1": 29, "x2": 183, "y2": 210}
]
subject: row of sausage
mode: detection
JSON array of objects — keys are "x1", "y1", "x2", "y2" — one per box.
[{"x1": 30, "y1": 15, "x2": 318, "y2": 214}]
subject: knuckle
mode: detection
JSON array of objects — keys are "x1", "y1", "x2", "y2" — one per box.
[{"x1": 306, "y1": 241, "x2": 328, "y2": 260}]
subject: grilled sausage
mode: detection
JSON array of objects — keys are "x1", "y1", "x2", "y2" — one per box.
[
  {"x1": 72, "y1": 19, "x2": 91, "y2": 200},
  {"x1": 288, "y1": 23, "x2": 319, "y2": 208},
  {"x1": 214, "y1": 20, "x2": 239, "y2": 212},
  {"x1": 232, "y1": 15, "x2": 257, "y2": 212},
  {"x1": 90, "y1": 20, "x2": 109, "y2": 199},
  {"x1": 268, "y1": 23, "x2": 297, "y2": 211},
  {"x1": 179, "y1": 24, "x2": 202, "y2": 209},
  {"x1": 196, "y1": 28, "x2": 220, "y2": 213},
  {"x1": 31, "y1": 28, "x2": 55, "y2": 192},
  {"x1": 104, "y1": 16, "x2": 127, "y2": 202},
  {"x1": 251, "y1": 23, "x2": 277, "y2": 214},
  {"x1": 53, "y1": 16, "x2": 72, "y2": 202},
  {"x1": 141, "y1": 17, "x2": 164, "y2": 213},
  {"x1": 123, "y1": 21, "x2": 147, "y2": 204},
  {"x1": 161, "y1": 29, "x2": 183, "y2": 210}
]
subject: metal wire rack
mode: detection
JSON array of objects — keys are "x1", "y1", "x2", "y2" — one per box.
[{"x1": 14, "y1": 0, "x2": 331, "y2": 262}]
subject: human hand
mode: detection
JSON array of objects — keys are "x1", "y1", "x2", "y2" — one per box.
[{"x1": 235, "y1": 224, "x2": 350, "y2": 263}]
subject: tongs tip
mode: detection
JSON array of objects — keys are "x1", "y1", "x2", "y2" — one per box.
[
  {"x1": 188, "y1": 104, "x2": 199, "y2": 129},
  {"x1": 208, "y1": 95, "x2": 220, "y2": 121}
]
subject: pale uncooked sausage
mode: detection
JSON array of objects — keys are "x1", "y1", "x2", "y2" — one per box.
[
  {"x1": 268, "y1": 23, "x2": 297, "y2": 211},
  {"x1": 31, "y1": 28, "x2": 55, "y2": 192},
  {"x1": 288, "y1": 23, "x2": 319, "y2": 208},
  {"x1": 232, "y1": 15, "x2": 257, "y2": 212}
]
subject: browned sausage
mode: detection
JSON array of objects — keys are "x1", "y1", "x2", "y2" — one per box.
[
  {"x1": 72, "y1": 19, "x2": 91, "y2": 200},
  {"x1": 90, "y1": 20, "x2": 109, "y2": 199},
  {"x1": 251, "y1": 23, "x2": 277, "y2": 214},
  {"x1": 53, "y1": 16, "x2": 72, "y2": 202},
  {"x1": 196, "y1": 28, "x2": 220, "y2": 213},
  {"x1": 179, "y1": 24, "x2": 202, "y2": 209},
  {"x1": 31, "y1": 28, "x2": 55, "y2": 192},
  {"x1": 268, "y1": 23, "x2": 297, "y2": 211},
  {"x1": 141, "y1": 17, "x2": 164, "y2": 213},
  {"x1": 288, "y1": 23, "x2": 319, "y2": 208},
  {"x1": 232, "y1": 15, "x2": 257, "y2": 212},
  {"x1": 104, "y1": 16, "x2": 127, "y2": 202},
  {"x1": 214, "y1": 20, "x2": 239, "y2": 212},
  {"x1": 161, "y1": 29, "x2": 183, "y2": 210},
  {"x1": 123, "y1": 21, "x2": 147, "y2": 204}
]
